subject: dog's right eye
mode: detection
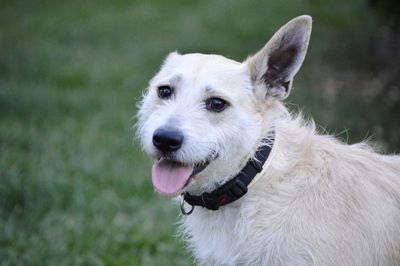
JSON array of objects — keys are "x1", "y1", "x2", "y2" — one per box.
[{"x1": 157, "y1": 86, "x2": 173, "y2": 99}]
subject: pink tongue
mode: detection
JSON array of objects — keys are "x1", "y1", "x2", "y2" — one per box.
[{"x1": 152, "y1": 159, "x2": 194, "y2": 195}]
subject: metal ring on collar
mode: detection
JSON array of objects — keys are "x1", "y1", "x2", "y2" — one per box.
[{"x1": 180, "y1": 194, "x2": 194, "y2": 215}]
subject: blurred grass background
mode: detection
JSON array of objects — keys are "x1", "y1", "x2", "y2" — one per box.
[{"x1": 0, "y1": 0, "x2": 399, "y2": 265}]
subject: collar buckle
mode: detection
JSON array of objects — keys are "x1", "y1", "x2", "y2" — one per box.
[
  {"x1": 201, "y1": 193, "x2": 219, "y2": 210},
  {"x1": 225, "y1": 178, "x2": 248, "y2": 199}
]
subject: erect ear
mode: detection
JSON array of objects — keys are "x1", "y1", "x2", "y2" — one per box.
[{"x1": 245, "y1": 15, "x2": 312, "y2": 100}]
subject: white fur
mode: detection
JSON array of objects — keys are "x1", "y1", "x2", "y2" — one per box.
[{"x1": 137, "y1": 15, "x2": 400, "y2": 265}]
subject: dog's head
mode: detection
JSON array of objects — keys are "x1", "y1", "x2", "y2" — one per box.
[{"x1": 137, "y1": 16, "x2": 312, "y2": 195}]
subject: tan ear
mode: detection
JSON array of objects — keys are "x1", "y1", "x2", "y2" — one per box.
[{"x1": 245, "y1": 15, "x2": 312, "y2": 100}]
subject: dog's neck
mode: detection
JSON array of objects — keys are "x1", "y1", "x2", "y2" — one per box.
[{"x1": 181, "y1": 131, "x2": 276, "y2": 214}]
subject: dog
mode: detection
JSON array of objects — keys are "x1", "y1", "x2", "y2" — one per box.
[{"x1": 137, "y1": 15, "x2": 400, "y2": 265}]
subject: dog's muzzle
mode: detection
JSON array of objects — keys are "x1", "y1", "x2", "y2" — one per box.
[{"x1": 151, "y1": 147, "x2": 218, "y2": 196}]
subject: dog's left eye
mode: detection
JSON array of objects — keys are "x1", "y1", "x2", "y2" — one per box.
[{"x1": 205, "y1": 97, "x2": 229, "y2": 112}]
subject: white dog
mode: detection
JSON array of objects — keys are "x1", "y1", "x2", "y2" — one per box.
[{"x1": 137, "y1": 15, "x2": 400, "y2": 265}]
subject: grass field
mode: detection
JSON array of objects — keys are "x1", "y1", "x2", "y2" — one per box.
[{"x1": 1, "y1": 0, "x2": 399, "y2": 265}]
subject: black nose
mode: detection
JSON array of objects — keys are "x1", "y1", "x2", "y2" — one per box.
[{"x1": 152, "y1": 127, "x2": 184, "y2": 153}]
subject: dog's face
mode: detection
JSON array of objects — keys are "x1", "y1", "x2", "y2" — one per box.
[
  {"x1": 137, "y1": 16, "x2": 312, "y2": 195},
  {"x1": 138, "y1": 54, "x2": 262, "y2": 194}
]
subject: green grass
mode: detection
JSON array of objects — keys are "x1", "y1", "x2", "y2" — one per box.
[{"x1": 0, "y1": 0, "x2": 399, "y2": 265}]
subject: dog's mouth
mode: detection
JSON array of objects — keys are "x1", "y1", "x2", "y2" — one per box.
[{"x1": 151, "y1": 153, "x2": 217, "y2": 195}]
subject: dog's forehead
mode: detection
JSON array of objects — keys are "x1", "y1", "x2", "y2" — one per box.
[
  {"x1": 152, "y1": 53, "x2": 249, "y2": 92},
  {"x1": 172, "y1": 53, "x2": 241, "y2": 67}
]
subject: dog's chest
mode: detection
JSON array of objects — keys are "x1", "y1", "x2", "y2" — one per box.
[{"x1": 183, "y1": 207, "x2": 249, "y2": 264}]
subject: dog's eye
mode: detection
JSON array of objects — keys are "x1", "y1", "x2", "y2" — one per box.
[
  {"x1": 205, "y1": 97, "x2": 228, "y2": 112},
  {"x1": 157, "y1": 86, "x2": 173, "y2": 99}
]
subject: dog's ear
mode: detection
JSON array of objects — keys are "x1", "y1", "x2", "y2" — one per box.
[{"x1": 245, "y1": 15, "x2": 312, "y2": 100}]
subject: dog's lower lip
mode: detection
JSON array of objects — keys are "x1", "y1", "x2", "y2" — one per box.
[
  {"x1": 190, "y1": 153, "x2": 218, "y2": 177},
  {"x1": 191, "y1": 161, "x2": 210, "y2": 177}
]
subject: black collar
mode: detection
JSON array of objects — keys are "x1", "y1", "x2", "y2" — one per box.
[{"x1": 181, "y1": 133, "x2": 275, "y2": 213}]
